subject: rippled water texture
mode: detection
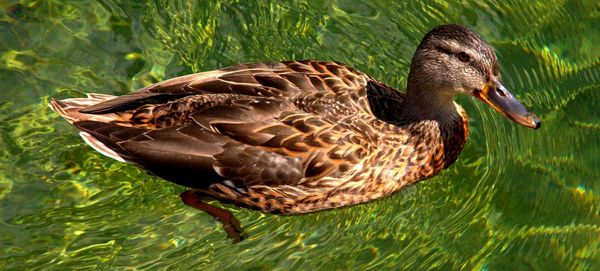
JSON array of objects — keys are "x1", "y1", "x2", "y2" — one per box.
[{"x1": 0, "y1": 1, "x2": 598, "y2": 270}]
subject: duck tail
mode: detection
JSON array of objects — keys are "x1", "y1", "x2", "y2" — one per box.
[
  {"x1": 48, "y1": 93, "x2": 123, "y2": 124},
  {"x1": 49, "y1": 93, "x2": 129, "y2": 163}
]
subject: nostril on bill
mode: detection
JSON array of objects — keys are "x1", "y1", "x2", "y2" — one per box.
[{"x1": 496, "y1": 87, "x2": 507, "y2": 97}]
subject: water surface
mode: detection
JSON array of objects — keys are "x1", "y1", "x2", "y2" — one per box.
[{"x1": 0, "y1": 0, "x2": 598, "y2": 270}]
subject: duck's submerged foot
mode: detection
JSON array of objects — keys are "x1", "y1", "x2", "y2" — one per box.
[{"x1": 180, "y1": 190, "x2": 246, "y2": 243}]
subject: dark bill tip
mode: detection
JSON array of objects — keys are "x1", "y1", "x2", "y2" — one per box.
[
  {"x1": 533, "y1": 117, "x2": 541, "y2": 129},
  {"x1": 475, "y1": 79, "x2": 541, "y2": 129}
]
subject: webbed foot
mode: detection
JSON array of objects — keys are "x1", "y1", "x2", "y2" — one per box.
[{"x1": 180, "y1": 190, "x2": 246, "y2": 243}]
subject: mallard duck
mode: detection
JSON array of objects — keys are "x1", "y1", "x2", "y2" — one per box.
[{"x1": 50, "y1": 24, "x2": 540, "y2": 242}]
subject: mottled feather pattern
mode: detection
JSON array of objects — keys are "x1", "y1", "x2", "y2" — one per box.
[{"x1": 50, "y1": 60, "x2": 469, "y2": 214}]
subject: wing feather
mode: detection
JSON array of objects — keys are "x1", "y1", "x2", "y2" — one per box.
[
  {"x1": 64, "y1": 61, "x2": 387, "y2": 191},
  {"x1": 80, "y1": 60, "x2": 370, "y2": 114}
]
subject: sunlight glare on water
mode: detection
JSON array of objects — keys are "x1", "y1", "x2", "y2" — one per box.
[{"x1": 0, "y1": 0, "x2": 598, "y2": 270}]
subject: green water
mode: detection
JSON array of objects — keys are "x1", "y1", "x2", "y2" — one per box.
[{"x1": 0, "y1": 0, "x2": 598, "y2": 270}]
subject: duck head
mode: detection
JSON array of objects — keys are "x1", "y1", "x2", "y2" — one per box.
[{"x1": 406, "y1": 24, "x2": 540, "y2": 129}]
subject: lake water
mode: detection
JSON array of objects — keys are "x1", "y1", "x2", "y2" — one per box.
[{"x1": 0, "y1": 1, "x2": 598, "y2": 270}]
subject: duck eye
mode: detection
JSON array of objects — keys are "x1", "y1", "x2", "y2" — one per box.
[{"x1": 457, "y1": 52, "x2": 470, "y2": 62}]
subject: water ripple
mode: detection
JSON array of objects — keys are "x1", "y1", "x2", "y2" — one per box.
[{"x1": 0, "y1": 0, "x2": 598, "y2": 270}]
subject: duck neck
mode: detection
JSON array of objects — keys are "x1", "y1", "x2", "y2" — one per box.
[
  {"x1": 403, "y1": 85, "x2": 469, "y2": 169},
  {"x1": 402, "y1": 86, "x2": 460, "y2": 127}
]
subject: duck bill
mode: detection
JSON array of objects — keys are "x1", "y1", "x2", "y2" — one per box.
[{"x1": 474, "y1": 79, "x2": 541, "y2": 129}]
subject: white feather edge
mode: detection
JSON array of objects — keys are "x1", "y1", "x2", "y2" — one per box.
[
  {"x1": 56, "y1": 70, "x2": 242, "y2": 164},
  {"x1": 79, "y1": 132, "x2": 127, "y2": 163}
]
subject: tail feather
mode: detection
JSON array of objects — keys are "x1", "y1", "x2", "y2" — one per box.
[
  {"x1": 79, "y1": 131, "x2": 127, "y2": 162},
  {"x1": 48, "y1": 93, "x2": 126, "y2": 124},
  {"x1": 49, "y1": 93, "x2": 130, "y2": 162}
]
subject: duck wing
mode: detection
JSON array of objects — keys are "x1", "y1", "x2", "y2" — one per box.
[
  {"x1": 80, "y1": 60, "x2": 369, "y2": 114},
  {"x1": 66, "y1": 60, "x2": 394, "y2": 190},
  {"x1": 74, "y1": 93, "x2": 375, "y2": 190}
]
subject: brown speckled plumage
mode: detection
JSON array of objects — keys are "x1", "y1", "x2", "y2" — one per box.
[
  {"x1": 52, "y1": 59, "x2": 468, "y2": 214},
  {"x1": 50, "y1": 25, "x2": 540, "y2": 240}
]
